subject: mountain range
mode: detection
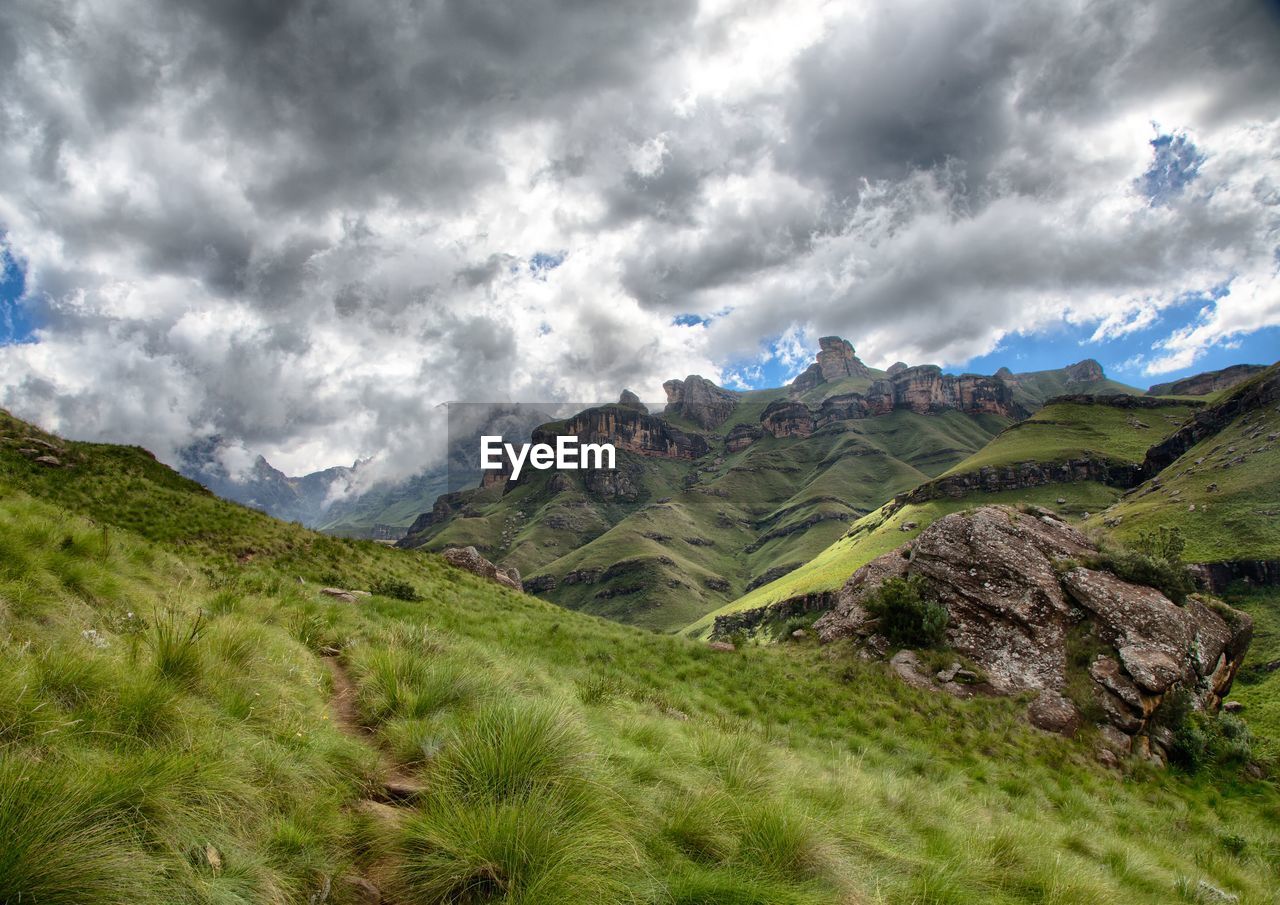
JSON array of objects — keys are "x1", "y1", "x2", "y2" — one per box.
[{"x1": 397, "y1": 338, "x2": 1162, "y2": 630}]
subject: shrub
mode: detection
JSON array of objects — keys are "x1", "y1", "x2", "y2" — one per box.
[
  {"x1": 1093, "y1": 526, "x2": 1194, "y2": 604},
  {"x1": 1167, "y1": 708, "x2": 1254, "y2": 773},
  {"x1": 864, "y1": 577, "x2": 947, "y2": 648},
  {"x1": 1134, "y1": 525, "x2": 1186, "y2": 563},
  {"x1": 1094, "y1": 549, "x2": 1195, "y2": 604},
  {"x1": 736, "y1": 805, "x2": 829, "y2": 882},
  {"x1": 371, "y1": 578, "x2": 423, "y2": 602}
]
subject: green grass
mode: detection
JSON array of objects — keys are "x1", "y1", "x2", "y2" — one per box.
[
  {"x1": 938, "y1": 399, "x2": 1199, "y2": 476},
  {"x1": 1004, "y1": 367, "x2": 1143, "y2": 410},
  {"x1": 2, "y1": 411, "x2": 1280, "y2": 904},
  {"x1": 1227, "y1": 586, "x2": 1280, "y2": 764}
]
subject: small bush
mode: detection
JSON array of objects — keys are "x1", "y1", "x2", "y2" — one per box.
[
  {"x1": 371, "y1": 578, "x2": 423, "y2": 602},
  {"x1": 660, "y1": 790, "x2": 738, "y2": 863},
  {"x1": 1093, "y1": 525, "x2": 1194, "y2": 604},
  {"x1": 737, "y1": 806, "x2": 829, "y2": 882},
  {"x1": 864, "y1": 577, "x2": 948, "y2": 648},
  {"x1": 397, "y1": 793, "x2": 629, "y2": 905},
  {"x1": 1134, "y1": 525, "x2": 1186, "y2": 563},
  {"x1": 1093, "y1": 549, "x2": 1195, "y2": 604},
  {"x1": 1168, "y1": 709, "x2": 1254, "y2": 773}
]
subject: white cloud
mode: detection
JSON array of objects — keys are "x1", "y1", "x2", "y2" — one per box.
[{"x1": 0, "y1": 0, "x2": 1277, "y2": 478}]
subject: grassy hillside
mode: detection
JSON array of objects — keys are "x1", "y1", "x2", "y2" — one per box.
[
  {"x1": 1227, "y1": 586, "x2": 1280, "y2": 765},
  {"x1": 2, "y1": 409, "x2": 1280, "y2": 903},
  {"x1": 416, "y1": 409, "x2": 1010, "y2": 631},
  {"x1": 1101, "y1": 374, "x2": 1280, "y2": 563},
  {"x1": 940, "y1": 399, "x2": 1201, "y2": 476},
  {"x1": 701, "y1": 396, "x2": 1195, "y2": 633},
  {"x1": 1005, "y1": 366, "x2": 1143, "y2": 410}
]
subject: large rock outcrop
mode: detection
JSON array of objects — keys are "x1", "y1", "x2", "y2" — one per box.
[
  {"x1": 760, "y1": 399, "x2": 815, "y2": 438},
  {"x1": 617, "y1": 389, "x2": 648, "y2": 413},
  {"x1": 768, "y1": 366, "x2": 1022, "y2": 434},
  {"x1": 789, "y1": 336, "x2": 872, "y2": 391},
  {"x1": 531, "y1": 406, "x2": 709, "y2": 461},
  {"x1": 866, "y1": 365, "x2": 1021, "y2": 417},
  {"x1": 663, "y1": 376, "x2": 739, "y2": 429},
  {"x1": 813, "y1": 506, "x2": 1252, "y2": 764},
  {"x1": 1065, "y1": 359, "x2": 1106, "y2": 383},
  {"x1": 816, "y1": 336, "x2": 871, "y2": 381}
]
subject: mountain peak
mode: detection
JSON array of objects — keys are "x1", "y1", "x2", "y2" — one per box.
[
  {"x1": 792, "y1": 335, "x2": 871, "y2": 391},
  {"x1": 618, "y1": 389, "x2": 648, "y2": 413},
  {"x1": 1065, "y1": 359, "x2": 1105, "y2": 382}
]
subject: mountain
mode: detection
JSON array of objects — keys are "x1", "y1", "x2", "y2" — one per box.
[
  {"x1": 1147, "y1": 363, "x2": 1269, "y2": 397},
  {"x1": 400, "y1": 340, "x2": 1137, "y2": 631},
  {"x1": 998, "y1": 358, "x2": 1144, "y2": 409},
  {"x1": 180, "y1": 443, "x2": 442, "y2": 539},
  {"x1": 695, "y1": 361, "x2": 1279, "y2": 640}
]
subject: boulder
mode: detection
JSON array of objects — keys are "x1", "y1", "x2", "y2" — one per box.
[
  {"x1": 320, "y1": 588, "x2": 359, "y2": 603},
  {"x1": 813, "y1": 505, "x2": 1253, "y2": 760},
  {"x1": 441, "y1": 546, "x2": 523, "y2": 592}
]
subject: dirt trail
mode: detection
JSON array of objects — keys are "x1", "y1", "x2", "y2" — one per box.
[
  {"x1": 319, "y1": 654, "x2": 423, "y2": 904},
  {"x1": 321, "y1": 654, "x2": 425, "y2": 801}
]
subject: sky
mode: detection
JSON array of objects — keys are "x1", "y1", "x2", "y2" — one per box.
[{"x1": 1, "y1": 0, "x2": 1278, "y2": 481}]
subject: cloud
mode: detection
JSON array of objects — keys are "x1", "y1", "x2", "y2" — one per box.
[{"x1": 0, "y1": 0, "x2": 1278, "y2": 478}]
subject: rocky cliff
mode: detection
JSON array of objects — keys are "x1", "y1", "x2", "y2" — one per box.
[
  {"x1": 812, "y1": 506, "x2": 1252, "y2": 766},
  {"x1": 765, "y1": 365, "x2": 1021, "y2": 437},
  {"x1": 663, "y1": 375, "x2": 739, "y2": 429},
  {"x1": 866, "y1": 365, "x2": 1022, "y2": 416},
  {"x1": 1065, "y1": 359, "x2": 1106, "y2": 382},
  {"x1": 531, "y1": 405, "x2": 710, "y2": 460},
  {"x1": 1147, "y1": 364, "x2": 1267, "y2": 397}
]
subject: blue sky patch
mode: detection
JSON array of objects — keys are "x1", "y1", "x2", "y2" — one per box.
[
  {"x1": 529, "y1": 251, "x2": 566, "y2": 278},
  {"x1": 1138, "y1": 130, "x2": 1205, "y2": 206},
  {"x1": 0, "y1": 240, "x2": 35, "y2": 345},
  {"x1": 672, "y1": 313, "x2": 710, "y2": 328}
]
